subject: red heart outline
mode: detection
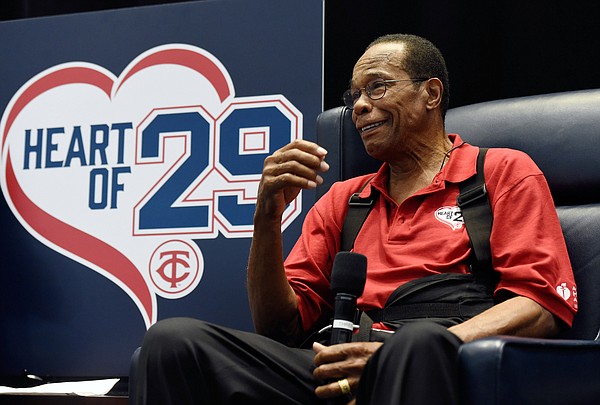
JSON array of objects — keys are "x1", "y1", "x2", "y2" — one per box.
[{"x1": 1, "y1": 46, "x2": 234, "y2": 327}]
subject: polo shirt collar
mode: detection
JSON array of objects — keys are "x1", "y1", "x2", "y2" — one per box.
[
  {"x1": 442, "y1": 134, "x2": 479, "y2": 184},
  {"x1": 359, "y1": 134, "x2": 479, "y2": 198}
]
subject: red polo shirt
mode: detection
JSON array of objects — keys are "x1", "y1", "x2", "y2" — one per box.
[{"x1": 285, "y1": 134, "x2": 577, "y2": 333}]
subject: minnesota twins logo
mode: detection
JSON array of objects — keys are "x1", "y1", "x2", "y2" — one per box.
[
  {"x1": 0, "y1": 44, "x2": 303, "y2": 327},
  {"x1": 150, "y1": 240, "x2": 202, "y2": 299},
  {"x1": 157, "y1": 251, "x2": 190, "y2": 288}
]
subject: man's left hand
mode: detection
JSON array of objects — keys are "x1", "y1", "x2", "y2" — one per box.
[{"x1": 312, "y1": 341, "x2": 383, "y2": 399}]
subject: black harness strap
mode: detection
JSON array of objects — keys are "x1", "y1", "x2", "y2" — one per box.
[
  {"x1": 368, "y1": 302, "x2": 462, "y2": 322},
  {"x1": 339, "y1": 176, "x2": 377, "y2": 342},
  {"x1": 457, "y1": 148, "x2": 499, "y2": 294},
  {"x1": 340, "y1": 176, "x2": 378, "y2": 252},
  {"x1": 338, "y1": 147, "x2": 497, "y2": 341}
]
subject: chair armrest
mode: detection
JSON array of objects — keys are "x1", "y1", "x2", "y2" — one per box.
[
  {"x1": 129, "y1": 347, "x2": 141, "y2": 403},
  {"x1": 458, "y1": 336, "x2": 600, "y2": 405}
]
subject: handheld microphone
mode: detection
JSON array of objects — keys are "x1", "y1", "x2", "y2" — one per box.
[{"x1": 329, "y1": 252, "x2": 367, "y2": 345}]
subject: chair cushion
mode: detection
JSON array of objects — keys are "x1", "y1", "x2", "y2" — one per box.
[{"x1": 446, "y1": 89, "x2": 600, "y2": 205}]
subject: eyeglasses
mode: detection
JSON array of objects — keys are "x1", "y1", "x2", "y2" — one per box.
[{"x1": 342, "y1": 78, "x2": 428, "y2": 109}]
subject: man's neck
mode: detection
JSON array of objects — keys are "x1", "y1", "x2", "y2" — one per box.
[{"x1": 387, "y1": 134, "x2": 453, "y2": 205}]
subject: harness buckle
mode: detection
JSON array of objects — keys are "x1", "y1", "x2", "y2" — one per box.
[
  {"x1": 348, "y1": 192, "x2": 374, "y2": 207},
  {"x1": 457, "y1": 184, "x2": 487, "y2": 207}
]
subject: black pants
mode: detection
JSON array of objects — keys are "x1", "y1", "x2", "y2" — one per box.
[{"x1": 134, "y1": 318, "x2": 463, "y2": 405}]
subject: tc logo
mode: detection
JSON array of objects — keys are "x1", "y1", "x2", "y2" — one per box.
[
  {"x1": 150, "y1": 240, "x2": 203, "y2": 299},
  {"x1": 158, "y1": 251, "x2": 190, "y2": 288},
  {"x1": 0, "y1": 44, "x2": 303, "y2": 327}
]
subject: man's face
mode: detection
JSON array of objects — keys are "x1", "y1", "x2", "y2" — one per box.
[{"x1": 350, "y1": 42, "x2": 428, "y2": 161}]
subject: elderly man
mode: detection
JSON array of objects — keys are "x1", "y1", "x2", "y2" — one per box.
[{"x1": 134, "y1": 34, "x2": 576, "y2": 405}]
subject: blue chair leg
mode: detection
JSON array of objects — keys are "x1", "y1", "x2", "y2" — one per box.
[{"x1": 128, "y1": 347, "x2": 141, "y2": 404}]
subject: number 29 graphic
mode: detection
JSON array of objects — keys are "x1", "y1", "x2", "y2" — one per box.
[{"x1": 133, "y1": 96, "x2": 303, "y2": 239}]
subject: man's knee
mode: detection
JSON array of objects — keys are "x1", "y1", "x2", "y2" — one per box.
[
  {"x1": 144, "y1": 317, "x2": 194, "y2": 344},
  {"x1": 141, "y1": 317, "x2": 212, "y2": 363},
  {"x1": 383, "y1": 321, "x2": 462, "y2": 356}
]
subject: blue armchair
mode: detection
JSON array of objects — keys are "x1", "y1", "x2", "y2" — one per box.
[
  {"x1": 316, "y1": 89, "x2": 600, "y2": 404},
  {"x1": 130, "y1": 89, "x2": 600, "y2": 403}
]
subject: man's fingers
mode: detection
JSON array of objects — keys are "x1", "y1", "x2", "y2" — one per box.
[
  {"x1": 279, "y1": 139, "x2": 328, "y2": 159},
  {"x1": 314, "y1": 376, "x2": 359, "y2": 399},
  {"x1": 261, "y1": 142, "x2": 328, "y2": 192},
  {"x1": 254, "y1": 140, "x2": 328, "y2": 217},
  {"x1": 264, "y1": 160, "x2": 324, "y2": 185},
  {"x1": 268, "y1": 145, "x2": 328, "y2": 174}
]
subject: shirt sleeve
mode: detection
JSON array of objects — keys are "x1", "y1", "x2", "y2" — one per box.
[
  {"x1": 486, "y1": 149, "x2": 577, "y2": 326},
  {"x1": 284, "y1": 185, "x2": 345, "y2": 333}
]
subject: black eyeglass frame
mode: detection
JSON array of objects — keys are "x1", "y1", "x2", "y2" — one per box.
[{"x1": 342, "y1": 78, "x2": 429, "y2": 109}]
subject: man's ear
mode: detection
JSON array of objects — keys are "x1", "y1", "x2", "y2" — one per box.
[{"x1": 424, "y1": 78, "x2": 443, "y2": 112}]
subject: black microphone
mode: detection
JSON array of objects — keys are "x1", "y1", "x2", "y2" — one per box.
[{"x1": 329, "y1": 252, "x2": 367, "y2": 345}]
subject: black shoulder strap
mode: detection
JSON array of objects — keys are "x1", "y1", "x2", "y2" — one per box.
[
  {"x1": 339, "y1": 178, "x2": 377, "y2": 342},
  {"x1": 341, "y1": 150, "x2": 495, "y2": 281},
  {"x1": 340, "y1": 177, "x2": 378, "y2": 252},
  {"x1": 341, "y1": 149, "x2": 497, "y2": 341},
  {"x1": 457, "y1": 147, "x2": 498, "y2": 293}
]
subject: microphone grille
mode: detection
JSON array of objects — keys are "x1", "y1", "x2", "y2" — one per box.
[{"x1": 330, "y1": 252, "x2": 367, "y2": 296}]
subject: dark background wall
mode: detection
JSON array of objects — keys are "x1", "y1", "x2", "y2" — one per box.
[{"x1": 2, "y1": 0, "x2": 600, "y2": 111}]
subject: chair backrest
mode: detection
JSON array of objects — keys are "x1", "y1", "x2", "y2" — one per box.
[{"x1": 316, "y1": 89, "x2": 600, "y2": 340}]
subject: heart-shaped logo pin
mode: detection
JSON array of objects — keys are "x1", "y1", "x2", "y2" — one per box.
[
  {"x1": 0, "y1": 44, "x2": 303, "y2": 328},
  {"x1": 434, "y1": 206, "x2": 464, "y2": 230}
]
